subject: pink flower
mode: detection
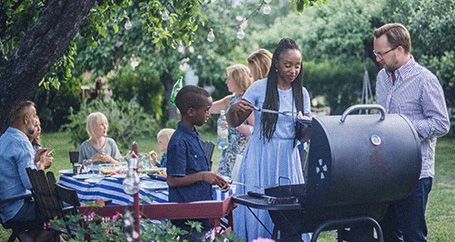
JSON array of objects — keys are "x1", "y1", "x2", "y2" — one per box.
[
  {"x1": 252, "y1": 238, "x2": 275, "y2": 242},
  {"x1": 111, "y1": 214, "x2": 121, "y2": 221}
]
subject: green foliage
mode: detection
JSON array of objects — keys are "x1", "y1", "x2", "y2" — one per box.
[
  {"x1": 380, "y1": 0, "x2": 455, "y2": 107},
  {"x1": 139, "y1": 220, "x2": 189, "y2": 242},
  {"x1": 420, "y1": 51, "x2": 455, "y2": 107},
  {"x1": 0, "y1": 1, "x2": 45, "y2": 72},
  {"x1": 293, "y1": 0, "x2": 329, "y2": 13},
  {"x1": 1, "y1": 0, "x2": 206, "y2": 93},
  {"x1": 50, "y1": 213, "x2": 189, "y2": 242},
  {"x1": 254, "y1": 0, "x2": 454, "y2": 110},
  {"x1": 53, "y1": 214, "x2": 123, "y2": 241},
  {"x1": 109, "y1": 64, "x2": 164, "y2": 119},
  {"x1": 63, "y1": 99, "x2": 158, "y2": 151},
  {"x1": 304, "y1": 59, "x2": 377, "y2": 114},
  {"x1": 32, "y1": 74, "x2": 82, "y2": 131}
]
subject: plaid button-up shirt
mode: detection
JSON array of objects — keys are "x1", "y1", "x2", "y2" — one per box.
[{"x1": 376, "y1": 57, "x2": 450, "y2": 179}]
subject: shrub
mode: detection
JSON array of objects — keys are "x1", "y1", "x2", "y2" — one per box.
[
  {"x1": 32, "y1": 77, "x2": 82, "y2": 131},
  {"x1": 304, "y1": 58, "x2": 378, "y2": 114},
  {"x1": 108, "y1": 64, "x2": 164, "y2": 121},
  {"x1": 50, "y1": 212, "x2": 189, "y2": 242},
  {"x1": 63, "y1": 99, "x2": 158, "y2": 151}
]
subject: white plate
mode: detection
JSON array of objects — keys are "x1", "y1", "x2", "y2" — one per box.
[
  {"x1": 59, "y1": 169, "x2": 74, "y2": 175},
  {"x1": 112, "y1": 174, "x2": 127, "y2": 179},
  {"x1": 147, "y1": 167, "x2": 166, "y2": 173},
  {"x1": 85, "y1": 177, "x2": 104, "y2": 184},
  {"x1": 140, "y1": 180, "x2": 168, "y2": 190},
  {"x1": 73, "y1": 173, "x2": 103, "y2": 180}
]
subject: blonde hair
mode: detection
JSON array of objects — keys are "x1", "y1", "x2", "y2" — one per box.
[
  {"x1": 226, "y1": 64, "x2": 253, "y2": 95},
  {"x1": 247, "y1": 49, "x2": 272, "y2": 81},
  {"x1": 157, "y1": 128, "x2": 175, "y2": 141},
  {"x1": 86, "y1": 112, "x2": 108, "y2": 138}
]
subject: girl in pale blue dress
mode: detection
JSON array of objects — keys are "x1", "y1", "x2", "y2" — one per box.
[{"x1": 227, "y1": 38, "x2": 312, "y2": 241}]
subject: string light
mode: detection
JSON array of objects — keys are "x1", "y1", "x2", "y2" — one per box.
[
  {"x1": 236, "y1": 27, "x2": 245, "y2": 39},
  {"x1": 262, "y1": 4, "x2": 271, "y2": 15},
  {"x1": 207, "y1": 28, "x2": 215, "y2": 42},
  {"x1": 206, "y1": 0, "x2": 269, "y2": 42},
  {"x1": 177, "y1": 45, "x2": 185, "y2": 54},
  {"x1": 161, "y1": 11, "x2": 169, "y2": 21},
  {"x1": 124, "y1": 18, "x2": 133, "y2": 30}
]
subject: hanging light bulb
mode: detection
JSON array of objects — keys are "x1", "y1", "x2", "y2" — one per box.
[
  {"x1": 236, "y1": 27, "x2": 245, "y2": 40},
  {"x1": 240, "y1": 19, "x2": 248, "y2": 30},
  {"x1": 177, "y1": 45, "x2": 185, "y2": 54},
  {"x1": 262, "y1": 4, "x2": 271, "y2": 15},
  {"x1": 130, "y1": 55, "x2": 140, "y2": 69},
  {"x1": 207, "y1": 28, "x2": 215, "y2": 42},
  {"x1": 124, "y1": 18, "x2": 132, "y2": 30},
  {"x1": 161, "y1": 11, "x2": 169, "y2": 21}
]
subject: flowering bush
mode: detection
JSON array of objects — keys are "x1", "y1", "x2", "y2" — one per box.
[
  {"x1": 50, "y1": 212, "x2": 189, "y2": 242},
  {"x1": 51, "y1": 209, "x2": 245, "y2": 241}
]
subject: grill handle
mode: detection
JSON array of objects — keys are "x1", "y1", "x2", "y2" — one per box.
[{"x1": 340, "y1": 104, "x2": 386, "y2": 123}]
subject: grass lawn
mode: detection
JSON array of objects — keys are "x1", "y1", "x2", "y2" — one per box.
[{"x1": 1, "y1": 132, "x2": 454, "y2": 241}]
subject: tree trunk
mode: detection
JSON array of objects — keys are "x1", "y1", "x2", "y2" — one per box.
[
  {"x1": 161, "y1": 73, "x2": 178, "y2": 121},
  {"x1": 0, "y1": 0, "x2": 96, "y2": 133}
]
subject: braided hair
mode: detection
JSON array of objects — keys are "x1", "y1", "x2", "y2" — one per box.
[{"x1": 261, "y1": 38, "x2": 305, "y2": 142}]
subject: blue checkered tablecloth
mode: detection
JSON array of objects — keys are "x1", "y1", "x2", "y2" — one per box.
[{"x1": 58, "y1": 174, "x2": 234, "y2": 205}]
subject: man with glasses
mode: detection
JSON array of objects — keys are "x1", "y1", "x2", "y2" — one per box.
[{"x1": 373, "y1": 23, "x2": 450, "y2": 242}]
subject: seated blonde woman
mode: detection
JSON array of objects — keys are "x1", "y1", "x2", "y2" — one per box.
[{"x1": 79, "y1": 112, "x2": 121, "y2": 164}]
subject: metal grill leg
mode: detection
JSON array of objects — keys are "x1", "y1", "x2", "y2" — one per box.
[
  {"x1": 311, "y1": 217, "x2": 383, "y2": 242},
  {"x1": 246, "y1": 206, "x2": 273, "y2": 237}
]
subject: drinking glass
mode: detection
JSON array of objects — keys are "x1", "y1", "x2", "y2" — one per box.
[{"x1": 82, "y1": 159, "x2": 93, "y2": 173}]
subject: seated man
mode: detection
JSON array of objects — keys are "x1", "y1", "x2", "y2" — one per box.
[{"x1": 0, "y1": 101, "x2": 53, "y2": 239}]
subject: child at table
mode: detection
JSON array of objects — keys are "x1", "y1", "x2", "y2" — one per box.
[
  {"x1": 166, "y1": 85, "x2": 229, "y2": 240},
  {"x1": 149, "y1": 128, "x2": 175, "y2": 168}
]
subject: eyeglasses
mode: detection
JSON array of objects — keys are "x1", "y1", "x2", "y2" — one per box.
[{"x1": 373, "y1": 46, "x2": 398, "y2": 59}]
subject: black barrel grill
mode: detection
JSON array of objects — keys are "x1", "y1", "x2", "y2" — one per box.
[{"x1": 233, "y1": 104, "x2": 422, "y2": 242}]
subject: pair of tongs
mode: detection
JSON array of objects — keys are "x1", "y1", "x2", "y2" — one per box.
[
  {"x1": 252, "y1": 105, "x2": 296, "y2": 117},
  {"x1": 252, "y1": 105, "x2": 312, "y2": 126}
]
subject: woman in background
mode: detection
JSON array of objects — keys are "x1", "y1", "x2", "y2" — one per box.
[
  {"x1": 210, "y1": 64, "x2": 254, "y2": 177},
  {"x1": 30, "y1": 117, "x2": 42, "y2": 151},
  {"x1": 247, "y1": 48, "x2": 272, "y2": 81},
  {"x1": 79, "y1": 112, "x2": 121, "y2": 164}
]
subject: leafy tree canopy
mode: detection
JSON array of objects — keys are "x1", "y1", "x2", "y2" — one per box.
[{"x1": 0, "y1": 0, "x2": 326, "y2": 132}]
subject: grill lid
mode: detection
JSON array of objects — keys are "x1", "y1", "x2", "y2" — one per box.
[{"x1": 305, "y1": 104, "x2": 421, "y2": 208}]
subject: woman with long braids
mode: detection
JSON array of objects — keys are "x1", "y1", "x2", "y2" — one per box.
[{"x1": 227, "y1": 38, "x2": 312, "y2": 241}]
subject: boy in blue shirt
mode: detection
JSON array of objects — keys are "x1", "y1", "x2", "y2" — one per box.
[{"x1": 166, "y1": 85, "x2": 229, "y2": 240}]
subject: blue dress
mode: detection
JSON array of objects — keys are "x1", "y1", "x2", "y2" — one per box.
[
  {"x1": 233, "y1": 79, "x2": 311, "y2": 241},
  {"x1": 217, "y1": 95, "x2": 249, "y2": 177}
]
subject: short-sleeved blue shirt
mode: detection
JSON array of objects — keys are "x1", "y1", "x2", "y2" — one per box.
[{"x1": 166, "y1": 122, "x2": 212, "y2": 203}]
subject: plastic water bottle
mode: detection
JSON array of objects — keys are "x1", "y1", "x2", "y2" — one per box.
[{"x1": 217, "y1": 110, "x2": 229, "y2": 150}]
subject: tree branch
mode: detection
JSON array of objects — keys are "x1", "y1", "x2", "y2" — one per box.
[{"x1": 0, "y1": 0, "x2": 97, "y2": 132}]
